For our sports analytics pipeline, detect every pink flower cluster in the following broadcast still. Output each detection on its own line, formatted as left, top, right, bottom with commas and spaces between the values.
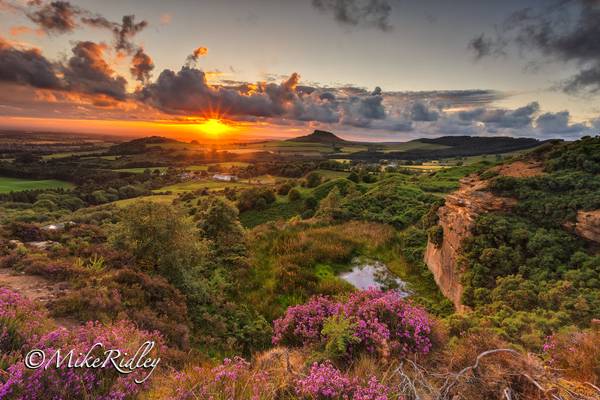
173, 356, 270, 400
273, 295, 340, 346
296, 362, 392, 400
0, 288, 165, 400
0, 287, 48, 355
273, 289, 432, 358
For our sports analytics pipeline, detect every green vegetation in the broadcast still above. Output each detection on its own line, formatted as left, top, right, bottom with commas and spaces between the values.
0, 176, 74, 193
455, 137, 600, 349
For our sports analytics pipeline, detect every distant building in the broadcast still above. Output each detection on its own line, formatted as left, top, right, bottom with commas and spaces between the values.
41, 221, 75, 231
212, 173, 238, 182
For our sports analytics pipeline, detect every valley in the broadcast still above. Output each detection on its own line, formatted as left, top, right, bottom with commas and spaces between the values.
0, 130, 598, 399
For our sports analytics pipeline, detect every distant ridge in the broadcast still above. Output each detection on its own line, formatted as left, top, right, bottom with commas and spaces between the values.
288, 130, 349, 144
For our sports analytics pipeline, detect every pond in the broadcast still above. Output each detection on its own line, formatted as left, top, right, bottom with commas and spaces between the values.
339, 257, 410, 296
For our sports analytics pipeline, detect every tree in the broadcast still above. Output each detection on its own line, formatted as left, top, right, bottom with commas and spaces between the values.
288, 188, 301, 201
348, 171, 359, 183
113, 201, 208, 284
306, 172, 322, 188
195, 196, 246, 258
316, 187, 344, 220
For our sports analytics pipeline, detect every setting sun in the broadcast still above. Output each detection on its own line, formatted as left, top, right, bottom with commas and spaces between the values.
197, 118, 234, 137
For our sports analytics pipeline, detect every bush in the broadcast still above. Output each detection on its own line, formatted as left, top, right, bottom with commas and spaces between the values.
427, 225, 443, 248
273, 289, 433, 359
288, 188, 301, 201
306, 172, 322, 188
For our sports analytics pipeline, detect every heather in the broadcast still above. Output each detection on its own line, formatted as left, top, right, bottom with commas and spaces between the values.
273, 290, 432, 360
0, 289, 165, 400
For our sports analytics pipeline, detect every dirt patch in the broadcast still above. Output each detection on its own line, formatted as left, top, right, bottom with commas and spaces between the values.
0, 268, 77, 328
493, 160, 544, 178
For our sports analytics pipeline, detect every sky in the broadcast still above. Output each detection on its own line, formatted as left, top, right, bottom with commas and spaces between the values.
0, 0, 599, 142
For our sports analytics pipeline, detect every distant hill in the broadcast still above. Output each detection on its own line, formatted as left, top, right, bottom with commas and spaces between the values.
288, 130, 349, 144
110, 136, 181, 155
348, 136, 553, 161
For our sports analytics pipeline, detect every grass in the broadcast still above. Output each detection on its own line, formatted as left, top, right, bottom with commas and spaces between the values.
112, 194, 177, 207
113, 162, 251, 174
42, 151, 105, 160
114, 167, 169, 174
240, 198, 304, 228
0, 176, 74, 193
380, 141, 450, 153
155, 179, 252, 194
312, 169, 349, 180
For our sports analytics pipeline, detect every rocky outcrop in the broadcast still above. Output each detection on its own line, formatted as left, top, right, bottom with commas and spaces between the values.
424, 174, 518, 311
573, 210, 600, 244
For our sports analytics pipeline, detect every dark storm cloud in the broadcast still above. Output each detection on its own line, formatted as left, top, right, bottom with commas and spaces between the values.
312, 0, 393, 31
470, 0, 600, 94
26, 0, 79, 34
63, 41, 127, 100
139, 67, 281, 117
0, 37, 128, 100
459, 102, 540, 128
130, 48, 154, 83
410, 102, 439, 121
536, 110, 587, 135
0, 38, 62, 89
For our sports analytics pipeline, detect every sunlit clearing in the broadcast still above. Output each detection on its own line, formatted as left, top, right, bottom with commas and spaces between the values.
197, 118, 234, 137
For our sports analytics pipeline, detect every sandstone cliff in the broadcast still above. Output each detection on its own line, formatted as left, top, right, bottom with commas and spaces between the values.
572, 210, 600, 244
423, 161, 541, 311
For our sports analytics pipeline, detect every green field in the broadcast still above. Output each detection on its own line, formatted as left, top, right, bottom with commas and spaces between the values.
114, 167, 170, 174
0, 176, 74, 193
113, 194, 177, 207
114, 162, 251, 174
42, 150, 106, 160
155, 179, 251, 194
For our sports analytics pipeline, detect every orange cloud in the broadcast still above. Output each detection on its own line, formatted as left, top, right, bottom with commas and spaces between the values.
160, 13, 172, 25
192, 46, 208, 58
9, 25, 45, 37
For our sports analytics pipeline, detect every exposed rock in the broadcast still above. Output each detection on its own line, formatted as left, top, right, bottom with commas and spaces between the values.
573, 210, 600, 244
491, 160, 544, 178
424, 171, 520, 311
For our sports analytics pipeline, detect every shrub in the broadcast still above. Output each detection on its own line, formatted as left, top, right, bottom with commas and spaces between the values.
273, 289, 433, 359
306, 172, 322, 188
288, 188, 301, 201
427, 225, 443, 248
0, 320, 165, 400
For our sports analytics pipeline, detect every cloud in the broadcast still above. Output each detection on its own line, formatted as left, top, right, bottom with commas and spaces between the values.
0, 37, 62, 89
459, 102, 540, 128
114, 15, 147, 54
409, 102, 439, 121
469, 34, 494, 60
311, 0, 393, 31
535, 110, 587, 136
9, 25, 45, 37
186, 46, 208, 65
159, 13, 172, 25
63, 41, 127, 100
130, 48, 154, 83
26, 0, 79, 34
470, 0, 600, 94
83, 14, 149, 54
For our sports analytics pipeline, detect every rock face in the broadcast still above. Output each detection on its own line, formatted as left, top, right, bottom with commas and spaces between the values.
424, 174, 517, 311
573, 210, 600, 244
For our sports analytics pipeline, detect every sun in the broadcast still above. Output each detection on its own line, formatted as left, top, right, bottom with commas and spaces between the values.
197, 118, 234, 137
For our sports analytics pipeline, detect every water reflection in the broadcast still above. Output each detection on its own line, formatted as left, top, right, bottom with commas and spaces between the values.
339, 258, 409, 296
